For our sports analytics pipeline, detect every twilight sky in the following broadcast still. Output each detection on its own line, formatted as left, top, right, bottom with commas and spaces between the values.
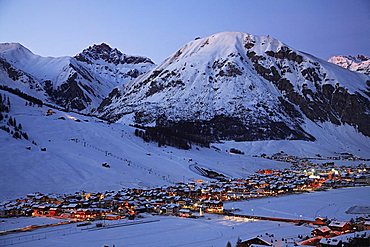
0, 0, 369, 64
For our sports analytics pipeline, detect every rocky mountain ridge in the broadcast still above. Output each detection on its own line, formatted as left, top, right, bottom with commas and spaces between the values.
98, 32, 370, 144
0, 42, 155, 112
328, 55, 370, 75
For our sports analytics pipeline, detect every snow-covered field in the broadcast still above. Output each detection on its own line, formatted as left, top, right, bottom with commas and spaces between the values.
225, 186, 370, 221
0, 217, 65, 232
0, 215, 312, 247
0, 91, 369, 201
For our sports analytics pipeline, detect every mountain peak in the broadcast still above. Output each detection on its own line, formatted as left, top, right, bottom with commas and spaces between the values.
329, 54, 370, 75
75, 43, 154, 65
162, 32, 286, 68
0, 42, 34, 57
99, 31, 370, 142
85, 43, 117, 56
0, 42, 26, 51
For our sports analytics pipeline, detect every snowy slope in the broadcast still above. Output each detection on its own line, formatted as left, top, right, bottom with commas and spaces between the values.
99, 32, 370, 141
329, 55, 370, 75
0, 90, 288, 200
0, 42, 155, 112
0, 90, 369, 201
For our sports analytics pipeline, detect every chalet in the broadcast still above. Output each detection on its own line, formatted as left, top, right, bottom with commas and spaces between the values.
67, 203, 80, 209
238, 236, 272, 246
354, 175, 370, 185
161, 204, 179, 215
105, 213, 121, 220
21, 208, 33, 216
73, 209, 93, 219
365, 221, 370, 230
32, 205, 50, 216
48, 207, 60, 217
312, 226, 331, 237
202, 200, 223, 213
7, 207, 23, 217
26, 193, 37, 199
34, 194, 48, 203
315, 217, 328, 225
178, 209, 192, 218
328, 221, 351, 232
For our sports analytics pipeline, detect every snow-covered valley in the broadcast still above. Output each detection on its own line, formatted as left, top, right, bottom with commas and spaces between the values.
0, 89, 369, 201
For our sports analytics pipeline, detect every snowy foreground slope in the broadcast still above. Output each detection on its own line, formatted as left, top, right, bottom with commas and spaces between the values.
0, 90, 369, 201
1, 215, 312, 247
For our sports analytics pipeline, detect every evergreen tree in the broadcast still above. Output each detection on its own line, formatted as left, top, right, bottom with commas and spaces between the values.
8, 117, 13, 126
226, 241, 232, 247
22, 132, 29, 140
13, 131, 21, 139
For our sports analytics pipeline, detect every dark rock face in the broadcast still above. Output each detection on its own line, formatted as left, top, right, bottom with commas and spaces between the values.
330, 89, 370, 136
0, 58, 42, 91
250, 48, 370, 137
265, 47, 303, 64
46, 74, 91, 111
75, 43, 154, 65
0, 58, 23, 81
97, 88, 121, 112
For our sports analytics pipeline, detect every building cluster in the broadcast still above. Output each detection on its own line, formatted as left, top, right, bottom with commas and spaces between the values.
259, 151, 369, 165
237, 229, 370, 247
0, 163, 369, 222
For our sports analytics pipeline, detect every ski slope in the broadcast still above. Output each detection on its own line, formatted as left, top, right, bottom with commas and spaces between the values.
0, 90, 369, 201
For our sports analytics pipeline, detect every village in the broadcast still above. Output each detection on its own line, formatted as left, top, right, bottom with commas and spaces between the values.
1, 162, 369, 246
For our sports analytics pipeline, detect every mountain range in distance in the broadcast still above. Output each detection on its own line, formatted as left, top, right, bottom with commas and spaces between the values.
1, 32, 369, 146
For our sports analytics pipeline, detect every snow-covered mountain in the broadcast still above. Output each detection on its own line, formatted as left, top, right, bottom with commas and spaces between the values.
98, 32, 370, 142
328, 55, 370, 75
0, 43, 154, 112
1, 32, 369, 200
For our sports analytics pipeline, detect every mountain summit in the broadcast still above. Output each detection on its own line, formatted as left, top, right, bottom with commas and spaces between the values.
75, 43, 154, 65
328, 55, 370, 75
0, 42, 155, 112
98, 32, 370, 143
